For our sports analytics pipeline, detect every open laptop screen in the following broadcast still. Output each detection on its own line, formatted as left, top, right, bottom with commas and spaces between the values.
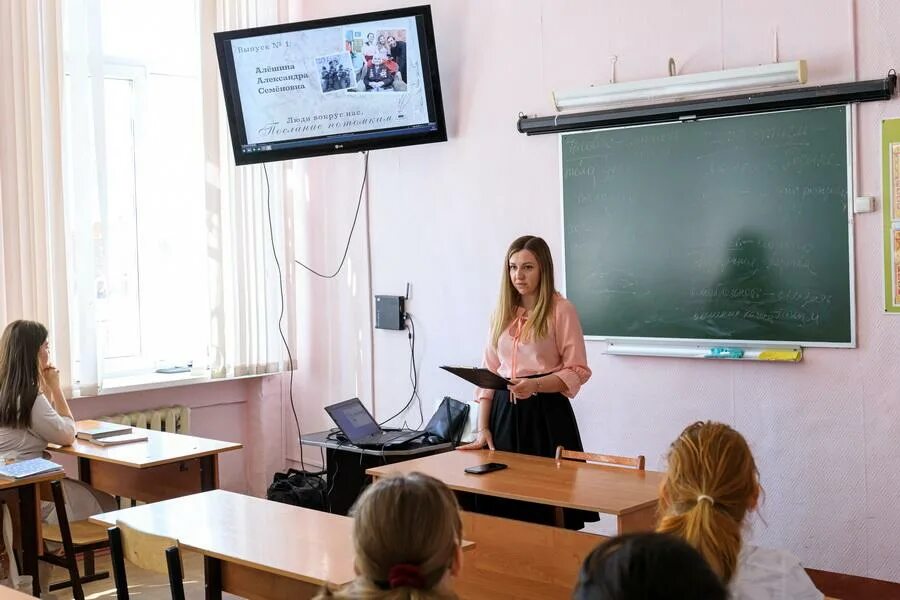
325, 398, 380, 442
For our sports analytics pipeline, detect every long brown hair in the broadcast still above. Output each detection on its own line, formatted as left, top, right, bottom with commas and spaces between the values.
0, 320, 49, 428
656, 421, 760, 583
316, 472, 462, 600
490, 235, 556, 347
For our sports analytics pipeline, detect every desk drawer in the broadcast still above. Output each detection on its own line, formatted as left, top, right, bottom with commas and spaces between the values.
85, 459, 206, 503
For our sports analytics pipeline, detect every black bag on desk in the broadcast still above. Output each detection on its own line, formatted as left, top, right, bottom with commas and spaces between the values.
423, 396, 470, 446
266, 468, 327, 511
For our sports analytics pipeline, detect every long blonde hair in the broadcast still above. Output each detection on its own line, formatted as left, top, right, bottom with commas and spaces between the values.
656, 421, 760, 583
316, 472, 462, 600
490, 235, 556, 348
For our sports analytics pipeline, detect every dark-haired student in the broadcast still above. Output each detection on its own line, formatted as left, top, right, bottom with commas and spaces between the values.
459, 234, 594, 528
315, 472, 462, 600
0, 320, 117, 590
573, 532, 728, 600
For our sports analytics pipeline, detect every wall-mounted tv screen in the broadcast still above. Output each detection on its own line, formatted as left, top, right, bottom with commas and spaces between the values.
214, 5, 447, 165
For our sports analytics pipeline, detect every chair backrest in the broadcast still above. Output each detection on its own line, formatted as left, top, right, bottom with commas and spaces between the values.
108, 520, 185, 600
555, 446, 646, 470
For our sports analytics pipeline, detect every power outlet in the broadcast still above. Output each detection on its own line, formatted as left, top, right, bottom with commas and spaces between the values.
375, 295, 406, 330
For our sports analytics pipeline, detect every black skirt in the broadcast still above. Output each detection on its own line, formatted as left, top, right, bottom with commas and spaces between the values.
461, 389, 599, 530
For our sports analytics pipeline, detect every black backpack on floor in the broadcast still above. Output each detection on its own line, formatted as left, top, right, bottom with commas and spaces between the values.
266, 468, 327, 511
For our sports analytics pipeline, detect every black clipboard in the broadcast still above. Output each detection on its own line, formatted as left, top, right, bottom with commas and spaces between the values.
440, 366, 511, 390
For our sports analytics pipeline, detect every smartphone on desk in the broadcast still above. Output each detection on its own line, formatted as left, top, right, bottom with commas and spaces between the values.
464, 462, 508, 475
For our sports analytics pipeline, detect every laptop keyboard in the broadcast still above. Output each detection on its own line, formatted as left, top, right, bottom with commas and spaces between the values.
359, 431, 419, 446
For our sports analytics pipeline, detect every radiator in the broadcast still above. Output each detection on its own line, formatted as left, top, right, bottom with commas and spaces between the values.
98, 405, 191, 434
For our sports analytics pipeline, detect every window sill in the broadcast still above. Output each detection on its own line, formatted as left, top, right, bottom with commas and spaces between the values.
70, 370, 275, 398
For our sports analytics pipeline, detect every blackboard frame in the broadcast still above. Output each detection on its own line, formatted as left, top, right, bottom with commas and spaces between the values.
559, 105, 856, 348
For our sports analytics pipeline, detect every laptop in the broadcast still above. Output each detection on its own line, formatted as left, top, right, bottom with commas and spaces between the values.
324, 398, 427, 448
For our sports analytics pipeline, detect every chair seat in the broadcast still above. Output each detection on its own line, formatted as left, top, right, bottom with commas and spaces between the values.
43, 520, 108, 545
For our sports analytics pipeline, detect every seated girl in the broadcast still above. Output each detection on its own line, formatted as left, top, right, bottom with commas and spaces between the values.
316, 472, 463, 599
0, 320, 117, 588
573, 532, 727, 600
657, 421, 823, 600
0, 320, 117, 515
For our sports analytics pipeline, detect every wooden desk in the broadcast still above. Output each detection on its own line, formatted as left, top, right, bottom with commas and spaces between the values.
367, 449, 664, 533
0, 471, 65, 596
459, 511, 603, 599
91, 490, 475, 600
92, 490, 354, 599
51, 423, 241, 503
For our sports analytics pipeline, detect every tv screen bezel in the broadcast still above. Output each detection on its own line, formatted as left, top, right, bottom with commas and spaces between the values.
213, 4, 447, 165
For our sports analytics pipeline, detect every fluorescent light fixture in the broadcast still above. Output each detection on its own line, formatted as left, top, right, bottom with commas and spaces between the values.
553, 60, 808, 111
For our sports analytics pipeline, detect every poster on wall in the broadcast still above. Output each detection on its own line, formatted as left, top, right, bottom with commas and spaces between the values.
894, 225, 900, 305
882, 120, 900, 312
893, 144, 900, 220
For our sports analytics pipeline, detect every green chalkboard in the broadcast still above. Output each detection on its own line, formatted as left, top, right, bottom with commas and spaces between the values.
561, 106, 853, 346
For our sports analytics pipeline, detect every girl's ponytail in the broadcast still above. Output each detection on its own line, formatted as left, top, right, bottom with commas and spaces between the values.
657, 421, 759, 583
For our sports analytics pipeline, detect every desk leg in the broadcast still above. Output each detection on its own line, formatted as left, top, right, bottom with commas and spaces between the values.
77, 456, 92, 485
199, 456, 218, 491
19, 484, 40, 597
204, 556, 222, 600
616, 505, 657, 534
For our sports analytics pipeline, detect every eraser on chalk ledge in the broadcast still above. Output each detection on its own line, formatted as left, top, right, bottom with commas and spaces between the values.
706, 347, 744, 359
757, 349, 801, 361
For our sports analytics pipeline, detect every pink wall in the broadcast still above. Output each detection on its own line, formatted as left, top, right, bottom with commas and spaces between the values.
288, 0, 900, 582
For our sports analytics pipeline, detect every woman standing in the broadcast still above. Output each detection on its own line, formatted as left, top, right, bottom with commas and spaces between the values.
459, 235, 593, 527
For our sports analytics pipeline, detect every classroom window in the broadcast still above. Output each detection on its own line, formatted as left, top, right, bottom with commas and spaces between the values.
62, 0, 208, 383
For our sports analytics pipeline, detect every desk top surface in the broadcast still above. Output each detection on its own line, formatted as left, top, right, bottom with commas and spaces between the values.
366, 449, 664, 515
302, 430, 452, 456
92, 489, 357, 585
51, 422, 242, 468
91, 489, 474, 586
0, 468, 64, 490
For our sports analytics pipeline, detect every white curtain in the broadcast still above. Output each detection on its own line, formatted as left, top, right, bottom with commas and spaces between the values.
1, 0, 298, 394
200, 0, 299, 379
0, 0, 78, 394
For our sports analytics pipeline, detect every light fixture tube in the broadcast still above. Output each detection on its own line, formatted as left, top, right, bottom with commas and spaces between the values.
553, 60, 808, 111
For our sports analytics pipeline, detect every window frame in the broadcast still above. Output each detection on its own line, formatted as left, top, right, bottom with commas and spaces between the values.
62, 0, 209, 384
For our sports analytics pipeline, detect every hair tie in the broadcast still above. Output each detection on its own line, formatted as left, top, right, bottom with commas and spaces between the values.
387, 564, 425, 589
697, 494, 715, 505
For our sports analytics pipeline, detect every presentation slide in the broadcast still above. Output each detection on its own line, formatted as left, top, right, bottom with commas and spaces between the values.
228, 16, 430, 147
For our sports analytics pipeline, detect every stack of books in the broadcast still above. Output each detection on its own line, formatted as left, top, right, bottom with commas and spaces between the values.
76, 421, 148, 446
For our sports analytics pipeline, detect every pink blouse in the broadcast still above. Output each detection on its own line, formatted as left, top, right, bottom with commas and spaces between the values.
476, 294, 592, 402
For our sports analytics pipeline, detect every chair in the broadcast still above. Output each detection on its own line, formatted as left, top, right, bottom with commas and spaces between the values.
39, 479, 110, 600
108, 519, 185, 600
553, 445, 647, 528
554, 446, 646, 470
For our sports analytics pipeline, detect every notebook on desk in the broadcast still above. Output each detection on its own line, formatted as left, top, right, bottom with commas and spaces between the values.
76, 420, 132, 440
324, 398, 426, 449
0, 457, 63, 480
85, 432, 148, 446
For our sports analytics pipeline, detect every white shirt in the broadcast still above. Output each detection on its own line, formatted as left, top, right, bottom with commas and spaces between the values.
730, 545, 824, 600
0, 393, 76, 460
